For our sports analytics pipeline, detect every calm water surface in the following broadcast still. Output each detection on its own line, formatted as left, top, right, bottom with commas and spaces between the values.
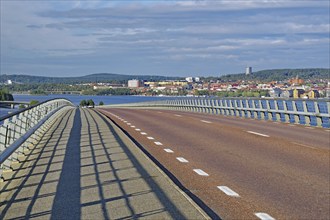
0, 94, 180, 117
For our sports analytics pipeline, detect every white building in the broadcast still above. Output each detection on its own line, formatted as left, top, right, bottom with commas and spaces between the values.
128, 79, 141, 88
246, 67, 252, 75
185, 77, 193, 83
185, 77, 200, 83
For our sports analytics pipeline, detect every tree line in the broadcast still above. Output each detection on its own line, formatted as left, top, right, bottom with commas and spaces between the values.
194, 89, 269, 98
204, 68, 329, 82
0, 88, 14, 101
79, 99, 104, 107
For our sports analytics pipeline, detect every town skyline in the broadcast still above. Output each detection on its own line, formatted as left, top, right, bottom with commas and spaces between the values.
1, 0, 329, 77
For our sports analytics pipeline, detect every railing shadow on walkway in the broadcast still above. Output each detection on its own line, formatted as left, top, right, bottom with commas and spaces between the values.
70, 111, 188, 219
0, 109, 75, 220
51, 109, 81, 220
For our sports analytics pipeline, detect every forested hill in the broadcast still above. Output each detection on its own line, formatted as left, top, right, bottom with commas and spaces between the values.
1, 68, 329, 84
0, 73, 181, 84
217, 68, 329, 82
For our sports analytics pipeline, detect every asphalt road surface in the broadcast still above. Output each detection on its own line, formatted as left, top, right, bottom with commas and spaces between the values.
98, 108, 330, 220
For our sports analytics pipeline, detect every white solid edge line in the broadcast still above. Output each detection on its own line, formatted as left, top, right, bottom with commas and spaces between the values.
247, 131, 270, 137
193, 169, 209, 176
255, 212, 275, 220
201, 120, 212, 124
147, 137, 155, 140
176, 157, 189, 163
217, 186, 240, 197
164, 149, 174, 153
154, 142, 163, 145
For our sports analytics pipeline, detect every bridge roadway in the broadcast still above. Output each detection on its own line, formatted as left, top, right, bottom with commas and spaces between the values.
0, 108, 209, 219
98, 108, 330, 220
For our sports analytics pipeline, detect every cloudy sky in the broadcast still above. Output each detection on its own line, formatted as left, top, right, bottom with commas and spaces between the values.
1, 0, 329, 77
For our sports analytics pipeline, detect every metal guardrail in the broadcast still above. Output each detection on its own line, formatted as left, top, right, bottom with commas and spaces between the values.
0, 98, 74, 179
107, 97, 330, 128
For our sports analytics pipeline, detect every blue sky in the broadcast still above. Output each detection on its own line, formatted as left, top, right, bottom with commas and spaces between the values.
1, 0, 329, 77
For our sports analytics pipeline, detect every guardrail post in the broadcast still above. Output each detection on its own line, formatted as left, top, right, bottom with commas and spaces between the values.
215, 100, 220, 114
302, 101, 311, 126
223, 99, 228, 116
266, 100, 272, 121
283, 100, 290, 123
314, 102, 322, 127
201, 99, 205, 113
236, 100, 240, 117
274, 100, 280, 121
192, 99, 196, 112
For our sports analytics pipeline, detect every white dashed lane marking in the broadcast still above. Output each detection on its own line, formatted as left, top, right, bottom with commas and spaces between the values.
305, 127, 314, 129
140, 132, 147, 135
130, 125, 136, 128
217, 186, 240, 197
200, 120, 212, 124
174, 114, 182, 117
255, 212, 275, 220
246, 131, 270, 137
135, 129, 141, 131
154, 142, 163, 146
176, 157, 189, 163
164, 149, 174, 153
291, 142, 316, 150
193, 169, 209, 176
147, 137, 155, 140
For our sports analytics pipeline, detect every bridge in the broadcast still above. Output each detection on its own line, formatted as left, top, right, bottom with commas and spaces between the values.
0, 101, 30, 109
1, 98, 329, 219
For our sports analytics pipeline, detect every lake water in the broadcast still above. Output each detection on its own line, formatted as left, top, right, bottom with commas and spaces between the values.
0, 94, 182, 117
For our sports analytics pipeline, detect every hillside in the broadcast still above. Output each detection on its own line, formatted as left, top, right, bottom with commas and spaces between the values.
1, 68, 329, 84
217, 68, 329, 82
0, 73, 181, 84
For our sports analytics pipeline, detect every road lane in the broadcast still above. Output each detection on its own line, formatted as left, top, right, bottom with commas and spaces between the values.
159, 109, 330, 150
98, 108, 330, 220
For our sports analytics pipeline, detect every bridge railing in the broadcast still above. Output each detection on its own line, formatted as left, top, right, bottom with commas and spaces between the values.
0, 98, 74, 178
106, 97, 330, 128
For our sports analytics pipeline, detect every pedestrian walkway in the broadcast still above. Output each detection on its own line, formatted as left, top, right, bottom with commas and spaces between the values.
0, 108, 208, 219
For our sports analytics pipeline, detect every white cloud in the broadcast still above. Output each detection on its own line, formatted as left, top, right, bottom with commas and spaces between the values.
1, 0, 329, 76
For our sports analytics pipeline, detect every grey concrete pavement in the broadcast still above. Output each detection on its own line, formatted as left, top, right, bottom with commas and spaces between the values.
0, 108, 209, 220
